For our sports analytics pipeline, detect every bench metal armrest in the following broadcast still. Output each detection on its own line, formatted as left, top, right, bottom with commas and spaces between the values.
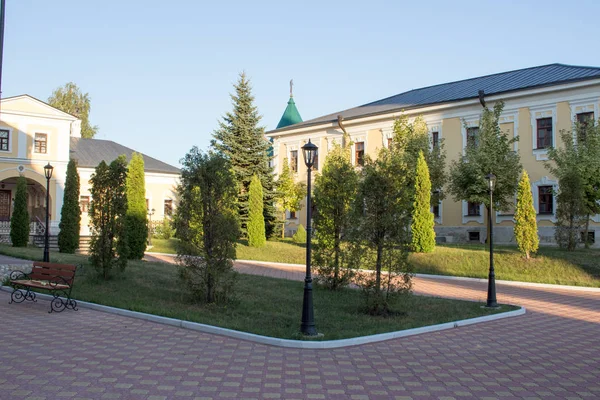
48, 275, 72, 288
9, 270, 29, 281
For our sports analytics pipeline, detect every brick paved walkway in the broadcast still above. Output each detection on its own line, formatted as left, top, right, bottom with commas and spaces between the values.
1, 258, 599, 400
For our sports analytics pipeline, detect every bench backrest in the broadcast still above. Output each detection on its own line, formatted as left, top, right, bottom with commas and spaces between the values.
30, 262, 77, 285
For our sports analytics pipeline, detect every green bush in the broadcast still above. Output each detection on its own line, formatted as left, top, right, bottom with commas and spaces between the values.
153, 218, 174, 240
247, 175, 266, 247
10, 176, 29, 247
58, 159, 81, 253
125, 153, 148, 259
411, 151, 436, 253
293, 224, 307, 243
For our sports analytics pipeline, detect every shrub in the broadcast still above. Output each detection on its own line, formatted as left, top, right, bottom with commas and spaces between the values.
10, 176, 29, 247
411, 151, 435, 253
247, 175, 266, 247
514, 171, 539, 259
153, 218, 174, 240
58, 159, 81, 253
125, 153, 148, 259
293, 224, 307, 244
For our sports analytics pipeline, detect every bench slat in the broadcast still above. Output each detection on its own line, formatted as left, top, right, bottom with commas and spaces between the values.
30, 262, 77, 284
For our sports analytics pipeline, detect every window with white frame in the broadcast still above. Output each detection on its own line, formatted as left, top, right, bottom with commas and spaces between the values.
538, 186, 553, 215
530, 106, 556, 160
0, 129, 9, 151
34, 133, 47, 154
290, 150, 298, 173
355, 142, 365, 166
536, 118, 552, 149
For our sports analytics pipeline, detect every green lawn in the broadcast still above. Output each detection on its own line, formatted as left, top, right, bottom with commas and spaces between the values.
0, 245, 514, 340
147, 238, 600, 287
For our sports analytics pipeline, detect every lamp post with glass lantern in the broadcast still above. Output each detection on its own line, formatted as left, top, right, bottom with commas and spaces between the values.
43, 163, 54, 262
300, 140, 318, 336
485, 173, 498, 308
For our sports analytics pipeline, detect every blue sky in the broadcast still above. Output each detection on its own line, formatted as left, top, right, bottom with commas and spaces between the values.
3, 0, 600, 167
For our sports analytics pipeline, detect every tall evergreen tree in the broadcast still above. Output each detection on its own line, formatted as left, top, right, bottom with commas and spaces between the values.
211, 73, 276, 237
58, 159, 81, 253
48, 82, 98, 138
411, 151, 435, 253
126, 153, 148, 259
10, 176, 29, 247
514, 171, 538, 259
248, 175, 266, 247
89, 156, 129, 279
275, 158, 305, 238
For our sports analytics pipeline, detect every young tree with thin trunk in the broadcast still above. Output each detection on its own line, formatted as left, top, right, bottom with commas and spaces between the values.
174, 148, 239, 304
448, 101, 522, 239
58, 159, 81, 253
211, 73, 276, 237
89, 156, 129, 279
275, 158, 305, 238
411, 151, 435, 253
48, 82, 98, 138
125, 153, 148, 259
514, 171, 538, 259
248, 175, 266, 247
10, 176, 29, 247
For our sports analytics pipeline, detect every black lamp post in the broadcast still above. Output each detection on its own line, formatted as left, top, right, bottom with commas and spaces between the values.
43, 162, 53, 262
300, 139, 318, 336
485, 173, 498, 308
147, 208, 155, 246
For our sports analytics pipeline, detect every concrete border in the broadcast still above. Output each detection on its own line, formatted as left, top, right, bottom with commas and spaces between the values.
0, 285, 525, 349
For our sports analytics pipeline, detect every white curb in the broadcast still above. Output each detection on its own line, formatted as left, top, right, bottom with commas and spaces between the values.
0, 285, 525, 349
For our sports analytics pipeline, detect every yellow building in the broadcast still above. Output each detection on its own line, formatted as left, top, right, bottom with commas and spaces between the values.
266, 64, 600, 246
0, 95, 179, 243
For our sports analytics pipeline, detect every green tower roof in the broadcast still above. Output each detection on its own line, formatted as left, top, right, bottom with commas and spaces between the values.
276, 97, 303, 129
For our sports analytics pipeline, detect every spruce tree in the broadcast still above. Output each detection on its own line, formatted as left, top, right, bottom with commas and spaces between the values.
58, 159, 81, 253
293, 224, 306, 244
514, 171, 538, 259
126, 153, 148, 259
248, 175, 266, 247
212, 72, 276, 237
10, 176, 30, 247
411, 151, 435, 253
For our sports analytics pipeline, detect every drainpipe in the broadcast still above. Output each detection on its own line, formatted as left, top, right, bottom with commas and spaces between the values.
337, 115, 349, 148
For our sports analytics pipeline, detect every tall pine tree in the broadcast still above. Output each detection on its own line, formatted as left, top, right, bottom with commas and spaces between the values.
126, 153, 148, 259
514, 171, 538, 259
212, 73, 276, 237
248, 175, 266, 247
10, 176, 30, 247
58, 160, 81, 253
411, 151, 435, 253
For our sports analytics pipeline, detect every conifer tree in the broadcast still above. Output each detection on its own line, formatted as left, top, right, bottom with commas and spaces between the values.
126, 153, 148, 259
293, 224, 306, 244
275, 158, 305, 238
10, 176, 29, 247
514, 171, 538, 259
411, 151, 435, 252
211, 73, 276, 237
248, 175, 266, 247
58, 160, 81, 253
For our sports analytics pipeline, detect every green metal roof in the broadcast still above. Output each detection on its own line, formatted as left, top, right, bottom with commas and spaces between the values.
276, 97, 303, 129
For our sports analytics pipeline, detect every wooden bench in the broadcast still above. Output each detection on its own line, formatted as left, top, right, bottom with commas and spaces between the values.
9, 261, 78, 313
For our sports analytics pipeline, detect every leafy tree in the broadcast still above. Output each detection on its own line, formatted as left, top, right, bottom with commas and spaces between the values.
89, 156, 129, 279
174, 148, 239, 303
10, 176, 29, 247
411, 151, 435, 252
125, 153, 148, 259
448, 101, 522, 233
275, 158, 306, 238
390, 115, 446, 206
313, 143, 358, 289
211, 73, 276, 237
293, 224, 306, 244
248, 175, 266, 247
349, 149, 413, 315
48, 82, 98, 138
513, 171, 538, 259
58, 160, 81, 253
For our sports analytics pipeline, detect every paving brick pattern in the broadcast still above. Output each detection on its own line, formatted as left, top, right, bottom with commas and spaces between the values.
1, 259, 599, 400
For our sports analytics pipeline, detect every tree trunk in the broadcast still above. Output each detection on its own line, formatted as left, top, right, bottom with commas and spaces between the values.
281, 211, 286, 239
333, 233, 340, 288
375, 243, 382, 292
584, 213, 590, 249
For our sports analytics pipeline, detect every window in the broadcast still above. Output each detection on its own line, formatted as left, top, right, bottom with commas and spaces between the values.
581, 231, 595, 244
80, 196, 90, 213
289, 211, 296, 219
0, 129, 9, 151
146, 199, 149, 209
536, 118, 553, 149
432, 203, 440, 218
313, 149, 319, 171
432, 132, 439, 148
290, 150, 298, 173
387, 137, 392, 148
538, 186, 553, 214
467, 202, 480, 216
468, 231, 480, 242
466, 127, 479, 147
164, 199, 173, 217
576, 112, 594, 142
34, 133, 47, 154
355, 142, 365, 166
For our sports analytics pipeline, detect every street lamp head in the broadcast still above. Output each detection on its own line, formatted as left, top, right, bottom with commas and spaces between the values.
485, 173, 496, 191
44, 163, 54, 180
301, 140, 318, 169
